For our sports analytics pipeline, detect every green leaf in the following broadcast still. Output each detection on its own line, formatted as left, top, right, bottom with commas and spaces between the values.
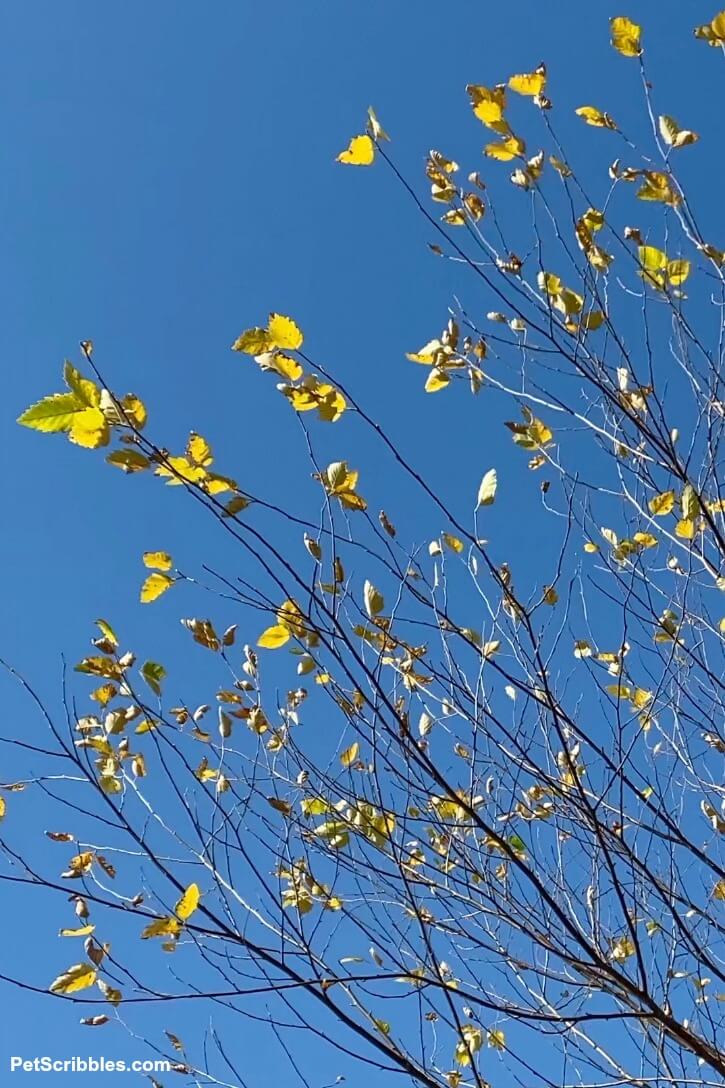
141, 660, 166, 696
106, 449, 150, 473
63, 362, 100, 407
18, 393, 85, 434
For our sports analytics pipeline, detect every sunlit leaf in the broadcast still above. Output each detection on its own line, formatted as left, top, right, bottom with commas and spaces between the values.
649, 490, 675, 516
143, 551, 173, 572
508, 70, 545, 96
576, 106, 617, 130
140, 572, 174, 604
659, 114, 698, 148
257, 624, 291, 649
610, 16, 642, 56
175, 883, 200, 921
336, 134, 375, 166
49, 963, 97, 994
476, 468, 497, 508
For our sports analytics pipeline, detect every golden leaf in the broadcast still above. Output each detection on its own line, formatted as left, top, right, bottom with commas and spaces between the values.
340, 742, 359, 768
659, 115, 698, 149
648, 490, 675, 516
425, 368, 450, 393
576, 106, 617, 130
175, 883, 200, 921
140, 572, 174, 604
257, 624, 291, 649
141, 916, 182, 939
485, 135, 526, 162
508, 71, 546, 96
336, 134, 375, 166
142, 551, 173, 572
49, 963, 97, 994
267, 313, 304, 351
610, 16, 642, 56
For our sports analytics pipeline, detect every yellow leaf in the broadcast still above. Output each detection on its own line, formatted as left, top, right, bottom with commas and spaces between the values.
270, 353, 303, 381
580, 207, 604, 233
257, 624, 291, 649
442, 533, 464, 554
632, 687, 653, 709
95, 618, 118, 646
636, 171, 679, 207
441, 208, 466, 226
336, 134, 375, 166
175, 883, 200, 921
485, 135, 526, 162
59, 925, 95, 938
63, 361, 101, 406
659, 115, 698, 149
425, 368, 450, 393
649, 490, 675, 516
407, 339, 442, 365
97, 980, 122, 1005
488, 1028, 506, 1051
710, 10, 725, 37
581, 310, 605, 331
694, 11, 725, 44
638, 245, 667, 272
155, 454, 207, 486
610, 935, 636, 962
363, 580, 385, 618
675, 518, 696, 540
140, 572, 174, 604
143, 551, 173, 572
610, 16, 642, 56
508, 71, 546, 96
187, 432, 213, 466
584, 541, 600, 553
69, 406, 110, 449
467, 84, 509, 132
455, 1025, 483, 1066
666, 258, 690, 286
120, 393, 147, 429
268, 313, 304, 351
476, 468, 497, 508
141, 917, 182, 940
231, 327, 274, 354
340, 742, 359, 768
576, 106, 617, 130
49, 963, 97, 994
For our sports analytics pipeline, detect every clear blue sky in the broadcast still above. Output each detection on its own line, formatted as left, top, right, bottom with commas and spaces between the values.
1, 1, 722, 1084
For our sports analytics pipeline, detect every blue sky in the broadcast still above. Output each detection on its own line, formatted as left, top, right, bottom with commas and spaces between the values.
1, 1, 723, 1084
